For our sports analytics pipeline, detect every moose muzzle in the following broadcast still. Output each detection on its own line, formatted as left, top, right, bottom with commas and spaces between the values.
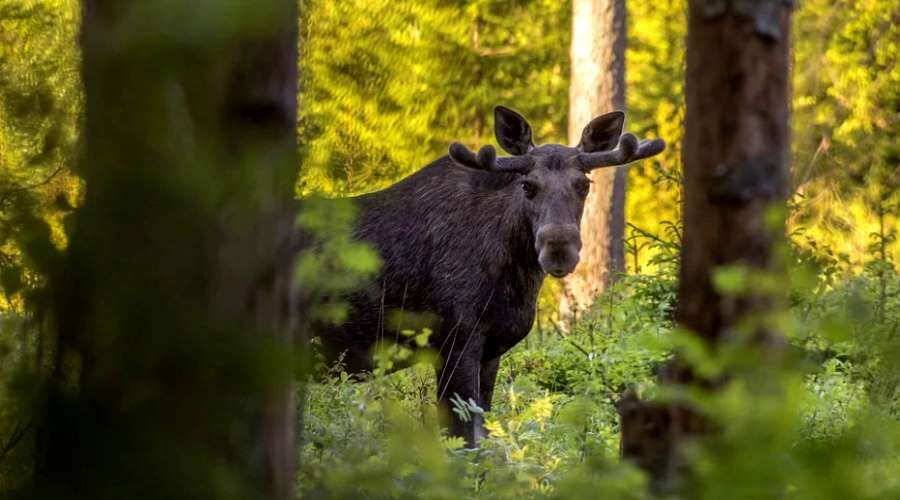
535, 224, 581, 278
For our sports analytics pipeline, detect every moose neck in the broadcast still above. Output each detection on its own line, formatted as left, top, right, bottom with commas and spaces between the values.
465, 168, 546, 355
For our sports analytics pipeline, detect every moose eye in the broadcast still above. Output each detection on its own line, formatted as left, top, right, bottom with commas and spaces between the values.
521, 181, 538, 199
574, 179, 590, 198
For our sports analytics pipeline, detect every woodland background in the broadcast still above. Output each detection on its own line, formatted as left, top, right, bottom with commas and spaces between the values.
0, 0, 898, 498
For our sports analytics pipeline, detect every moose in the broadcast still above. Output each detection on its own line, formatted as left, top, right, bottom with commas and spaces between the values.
309, 106, 665, 446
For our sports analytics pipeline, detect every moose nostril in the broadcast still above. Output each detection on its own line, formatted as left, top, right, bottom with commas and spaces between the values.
538, 245, 580, 277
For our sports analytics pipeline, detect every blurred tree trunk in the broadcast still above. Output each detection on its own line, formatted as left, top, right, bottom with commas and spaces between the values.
619, 0, 792, 492
34, 1, 299, 499
561, 0, 627, 321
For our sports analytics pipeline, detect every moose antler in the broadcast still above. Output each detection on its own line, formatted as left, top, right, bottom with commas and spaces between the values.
448, 142, 533, 174
576, 133, 666, 171
449, 132, 664, 174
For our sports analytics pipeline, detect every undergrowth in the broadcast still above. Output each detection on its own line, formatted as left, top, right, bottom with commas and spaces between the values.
298, 240, 900, 498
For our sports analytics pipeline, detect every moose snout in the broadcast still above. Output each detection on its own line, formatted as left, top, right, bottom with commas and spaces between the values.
535, 224, 581, 278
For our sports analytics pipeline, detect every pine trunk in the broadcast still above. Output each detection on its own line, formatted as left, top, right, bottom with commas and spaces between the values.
619, 0, 793, 492
35, 2, 299, 498
561, 0, 628, 321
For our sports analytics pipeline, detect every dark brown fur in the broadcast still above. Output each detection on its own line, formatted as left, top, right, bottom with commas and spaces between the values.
306, 107, 662, 446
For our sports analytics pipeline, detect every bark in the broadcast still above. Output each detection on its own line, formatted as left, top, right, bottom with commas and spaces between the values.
34, 2, 299, 498
561, 0, 628, 321
619, 0, 792, 492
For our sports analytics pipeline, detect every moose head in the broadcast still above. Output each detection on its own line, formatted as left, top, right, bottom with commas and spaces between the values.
448, 106, 665, 278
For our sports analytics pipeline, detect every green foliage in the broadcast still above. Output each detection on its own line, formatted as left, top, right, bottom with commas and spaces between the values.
0, 0, 81, 280
296, 197, 381, 324
298, 0, 570, 196
300, 237, 900, 498
298, 271, 674, 498
669, 257, 900, 499
791, 0, 900, 267
624, 0, 687, 275
0, 0, 80, 491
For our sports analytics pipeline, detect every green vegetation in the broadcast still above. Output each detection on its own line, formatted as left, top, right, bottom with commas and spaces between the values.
298, 0, 571, 197
300, 228, 900, 497
1, 0, 898, 498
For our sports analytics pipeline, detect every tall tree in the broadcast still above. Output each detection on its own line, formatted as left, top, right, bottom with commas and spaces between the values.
790, 0, 900, 265
561, 0, 628, 319
619, 0, 793, 492
298, 0, 570, 197
33, 1, 299, 498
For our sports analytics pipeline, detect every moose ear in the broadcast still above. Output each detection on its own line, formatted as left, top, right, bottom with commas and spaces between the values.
578, 111, 625, 152
494, 106, 534, 155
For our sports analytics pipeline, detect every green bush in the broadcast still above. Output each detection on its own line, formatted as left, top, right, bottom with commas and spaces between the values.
298, 243, 900, 498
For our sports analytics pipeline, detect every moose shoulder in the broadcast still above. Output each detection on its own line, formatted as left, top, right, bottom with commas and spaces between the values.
309, 106, 665, 447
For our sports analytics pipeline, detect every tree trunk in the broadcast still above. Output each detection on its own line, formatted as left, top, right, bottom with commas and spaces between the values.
619, 0, 792, 492
34, 2, 299, 498
561, 0, 628, 321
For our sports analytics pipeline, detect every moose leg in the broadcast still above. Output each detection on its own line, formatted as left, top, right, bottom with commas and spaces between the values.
436, 333, 485, 448
479, 357, 501, 412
